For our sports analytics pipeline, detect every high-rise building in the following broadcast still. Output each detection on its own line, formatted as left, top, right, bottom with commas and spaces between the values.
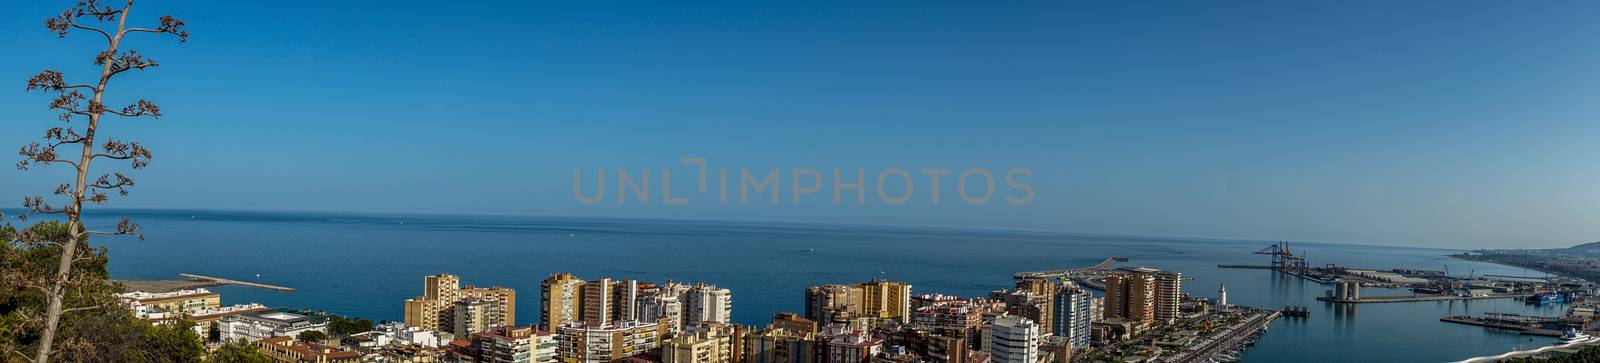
582, 277, 616, 326
1089, 297, 1103, 323
662, 323, 739, 363
1051, 282, 1091, 349
541, 273, 586, 332
687, 284, 734, 325
640, 283, 688, 335
580, 277, 647, 326
1014, 279, 1057, 329
989, 289, 1050, 337
1102, 273, 1154, 324
1151, 271, 1182, 323
862, 280, 913, 323
911, 301, 984, 349
404, 274, 516, 332
744, 319, 816, 363
805, 284, 863, 324
1049, 281, 1088, 348
988, 315, 1039, 363
805, 280, 912, 325
555, 321, 662, 363
534, 330, 558, 363
454, 297, 505, 337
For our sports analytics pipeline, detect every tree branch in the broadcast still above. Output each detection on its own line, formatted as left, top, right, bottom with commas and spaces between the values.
69, 24, 111, 43
60, 305, 99, 314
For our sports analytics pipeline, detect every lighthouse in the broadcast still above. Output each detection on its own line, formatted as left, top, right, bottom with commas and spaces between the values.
1217, 283, 1229, 308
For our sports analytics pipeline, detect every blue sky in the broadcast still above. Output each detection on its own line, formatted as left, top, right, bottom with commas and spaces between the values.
2, 0, 1598, 248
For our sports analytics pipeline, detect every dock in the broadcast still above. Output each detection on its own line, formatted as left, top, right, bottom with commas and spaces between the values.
1439, 315, 1563, 337
176, 273, 296, 291
1219, 264, 1334, 284
1316, 293, 1527, 304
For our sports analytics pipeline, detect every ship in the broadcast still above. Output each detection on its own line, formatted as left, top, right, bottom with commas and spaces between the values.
1410, 286, 1446, 295
1558, 329, 1592, 344
1525, 293, 1562, 304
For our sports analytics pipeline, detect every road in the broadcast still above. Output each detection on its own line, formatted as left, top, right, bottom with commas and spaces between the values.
1171, 310, 1280, 363
1014, 257, 1121, 279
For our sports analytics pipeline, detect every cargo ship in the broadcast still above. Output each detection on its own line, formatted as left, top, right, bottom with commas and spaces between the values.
1525, 293, 1563, 304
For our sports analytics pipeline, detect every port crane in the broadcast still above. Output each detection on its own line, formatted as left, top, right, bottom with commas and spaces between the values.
1254, 241, 1307, 273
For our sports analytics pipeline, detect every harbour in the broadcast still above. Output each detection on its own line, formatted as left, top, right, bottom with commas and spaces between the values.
86, 210, 1580, 362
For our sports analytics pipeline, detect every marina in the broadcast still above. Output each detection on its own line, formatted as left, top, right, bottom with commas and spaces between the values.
91, 210, 1583, 362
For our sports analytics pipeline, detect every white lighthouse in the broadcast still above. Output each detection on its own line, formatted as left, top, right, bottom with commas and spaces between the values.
1217, 283, 1229, 308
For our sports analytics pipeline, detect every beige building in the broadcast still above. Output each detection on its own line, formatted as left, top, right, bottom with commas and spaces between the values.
805, 280, 912, 325
662, 323, 740, 363
454, 297, 505, 337
988, 289, 1050, 338
403, 273, 516, 333
1151, 271, 1182, 323
744, 318, 816, 363
1103, 273, 1155, 324
582, 277, 616, 326
541, 273, 586, 332
117, 288, 221, 317
472, 325, 558, 363
861, 280, 912, 323
256, 336, 361, 363
555, 320, 662, 363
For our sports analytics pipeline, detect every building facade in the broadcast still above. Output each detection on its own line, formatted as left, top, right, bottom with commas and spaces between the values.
805, 280, 912, 325
687, 284, 734, 326
1151, 271, 1182, 323
662, 323, 739, 363
1051, 282, 1091, 349
744, 324, 815, 363
117, 288, 221, 318
542, 273, 587, 332
404, 273, 516, 333
987, 316, 1038, 363
220, 311, 328, 342
555, 321, 662, 363
1102, 273, 1154, 324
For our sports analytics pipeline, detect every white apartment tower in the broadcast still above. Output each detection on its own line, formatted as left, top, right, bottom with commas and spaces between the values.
989, 315, 1040, 363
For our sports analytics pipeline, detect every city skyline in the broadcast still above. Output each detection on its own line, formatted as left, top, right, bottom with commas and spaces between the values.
9, 1, 1600, 362
4, 1, 1598, 249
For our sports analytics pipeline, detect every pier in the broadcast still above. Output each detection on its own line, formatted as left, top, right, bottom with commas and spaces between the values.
176, 273, 296, 291
1316, 293, 1527, 304
1218, 263, 1333, 283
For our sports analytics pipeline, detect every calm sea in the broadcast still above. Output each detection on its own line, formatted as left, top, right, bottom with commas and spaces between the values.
53, 209, 1564, 362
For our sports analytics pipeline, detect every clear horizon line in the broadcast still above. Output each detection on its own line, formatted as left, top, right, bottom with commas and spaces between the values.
3, 203, 1536, 252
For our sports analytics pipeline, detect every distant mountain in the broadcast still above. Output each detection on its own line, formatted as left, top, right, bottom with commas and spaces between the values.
1563, 241, 1600, 255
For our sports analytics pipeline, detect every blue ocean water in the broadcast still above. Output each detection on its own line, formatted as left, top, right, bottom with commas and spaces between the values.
57, 209, 1563, 362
